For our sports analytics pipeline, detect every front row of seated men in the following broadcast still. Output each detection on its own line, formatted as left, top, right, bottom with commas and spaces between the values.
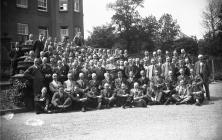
35, 70, 206, 114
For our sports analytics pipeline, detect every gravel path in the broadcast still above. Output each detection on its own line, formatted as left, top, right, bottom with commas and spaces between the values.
1, 82, 222, 140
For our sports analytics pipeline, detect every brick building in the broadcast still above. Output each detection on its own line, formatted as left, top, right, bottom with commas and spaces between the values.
1, 0, 84, 46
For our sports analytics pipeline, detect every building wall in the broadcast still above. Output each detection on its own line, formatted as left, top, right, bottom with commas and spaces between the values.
54, 0, 84, 40
1, 0, 84, 44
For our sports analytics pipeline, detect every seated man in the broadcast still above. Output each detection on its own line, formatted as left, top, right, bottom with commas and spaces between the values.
116, 83, 133, 108
24, 50, 35, 62
114, 71, 127, 90
89, 73, 101, 91
67, 85, 88, 112
162, 82, 176, 105
99, 83, 115, 109
137, 70, 149, 88
49, 73, 63, 94
172, 80, 192, 105
85, 87, 103, 109
101, 73, 114, 90
76, 73, 89, 96
150, 70, 165, 104
190, 75, 205, 106
177, 68, 190, 85
146, 82, 156, 104
63, 73, 76, 94
130, 82, 147, 107
51, 86, 72, 112
127, 71, 137, 90
34, 87, 51, 114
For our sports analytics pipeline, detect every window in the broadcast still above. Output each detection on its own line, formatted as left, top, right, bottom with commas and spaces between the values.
74, 26, 81, 34
16, 0, 28, 8
17, 23, 28, 35
39, 27, 48, 37
38, 0, 47, 11
60, 27, 69, 39
59, 0, 68, 11
74, 0, 80, 12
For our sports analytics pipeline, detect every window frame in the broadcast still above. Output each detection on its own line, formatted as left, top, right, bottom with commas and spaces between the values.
37, 0, 48, 12
60, 27, 69, 39
59, 0, 68, 11
74, 0, 80, 12
16, 0, 28, 8
17, 23, 29, 35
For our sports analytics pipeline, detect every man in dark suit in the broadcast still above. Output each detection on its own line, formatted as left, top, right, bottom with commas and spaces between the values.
194, 54, 211, 100
138, 70, 149, 88
9, 43, 24, 75
40, 57, 53, 88
33, 34, 44, 58
125, 58, 138, 78
114, 71, 127, 89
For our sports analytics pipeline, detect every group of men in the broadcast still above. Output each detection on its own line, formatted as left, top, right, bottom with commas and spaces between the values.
19, 34, 211, 114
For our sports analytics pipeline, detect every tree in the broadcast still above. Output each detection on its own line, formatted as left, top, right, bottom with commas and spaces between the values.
202, 0, 222, 39
201, 0, 222, 57
158, 13, 180, 51
107, 0, 144, 52
86, 24, 116, 49
173, 37, 198, 55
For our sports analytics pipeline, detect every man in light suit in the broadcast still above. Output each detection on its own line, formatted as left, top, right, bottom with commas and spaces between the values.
161, 57, 172, 79
146, 58, 156, 81
194, 54, 211, 100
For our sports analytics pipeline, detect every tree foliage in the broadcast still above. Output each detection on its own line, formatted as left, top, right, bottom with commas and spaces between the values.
202, 0, 222, 39
200, 0, 222, 57
173, 37, 198, 55
86, 24, 116, 48
87, 0, 183, 53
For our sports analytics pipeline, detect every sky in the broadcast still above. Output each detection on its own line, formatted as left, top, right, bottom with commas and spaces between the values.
83, 0, 208, 39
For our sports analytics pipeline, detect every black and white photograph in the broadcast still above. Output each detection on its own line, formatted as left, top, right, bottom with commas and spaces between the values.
0, 0, 222, 139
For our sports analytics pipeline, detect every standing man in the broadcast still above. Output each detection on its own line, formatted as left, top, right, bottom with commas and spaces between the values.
161, 57, 172, 79
24, 58, 45, 107
73, 32, 84, 47
33, 34, 44, 58
146, 58, 156, 81
194, 54, 211, 100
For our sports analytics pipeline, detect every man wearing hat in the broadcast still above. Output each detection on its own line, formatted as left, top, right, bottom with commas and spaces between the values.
194, 54, 211, 100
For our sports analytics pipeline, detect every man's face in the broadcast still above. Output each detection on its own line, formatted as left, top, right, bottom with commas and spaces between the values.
180, 69, 185, 75
118, 72, 122, 78
39, 35, 43, 40
121, 84, 126, 90
104, 84, 109, 89
42, 58, 47, 64
169, 72, 173, 77
67, 74, 72, 79
166, 58, 170, 62
92, 75, 96, 80
59, 87, 64, 95
140, 71, 145, 77
53, 74, 57, 80
41, 87, 47, 94
134, 83, 139, 89
199, 57, 204, 62
34, 59, 39, 66
129, 71, 133, 77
